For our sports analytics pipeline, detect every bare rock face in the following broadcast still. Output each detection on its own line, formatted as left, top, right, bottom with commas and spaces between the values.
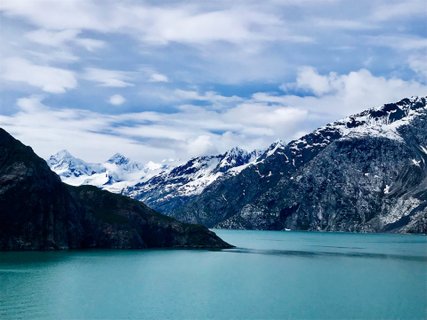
173, 97, 427, 234
0, 128, 231, 250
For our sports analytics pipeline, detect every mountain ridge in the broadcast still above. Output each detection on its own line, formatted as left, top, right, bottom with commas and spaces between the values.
0, 128, 231, 250
46, 96, 427, 233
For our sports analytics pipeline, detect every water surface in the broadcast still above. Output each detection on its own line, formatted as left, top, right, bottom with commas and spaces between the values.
1, 230, 426, 319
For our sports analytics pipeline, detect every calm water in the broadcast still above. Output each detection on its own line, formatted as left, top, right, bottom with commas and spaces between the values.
0, 230, 426, 320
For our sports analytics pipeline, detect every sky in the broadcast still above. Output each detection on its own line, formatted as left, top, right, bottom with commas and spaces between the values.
0, 0, 426, 163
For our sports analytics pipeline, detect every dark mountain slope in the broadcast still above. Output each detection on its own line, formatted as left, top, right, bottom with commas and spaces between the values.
174, 97, 427, 233
0, 128, 231, 250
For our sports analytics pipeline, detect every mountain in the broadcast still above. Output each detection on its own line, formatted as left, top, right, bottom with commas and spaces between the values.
170, 97, 427, 233
44, 97, 427, 234
47, 149, 104, 178
0, 128, 231, 250
48, 146, 260, 214
48, 150, 167, 193
123, 147, 260, 213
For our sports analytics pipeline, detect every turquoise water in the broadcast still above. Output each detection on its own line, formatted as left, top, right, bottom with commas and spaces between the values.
0, 230, 426, 319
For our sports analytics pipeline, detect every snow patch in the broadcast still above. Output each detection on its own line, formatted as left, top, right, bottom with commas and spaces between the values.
412, 159, 421, 166
384, 185, 390, 194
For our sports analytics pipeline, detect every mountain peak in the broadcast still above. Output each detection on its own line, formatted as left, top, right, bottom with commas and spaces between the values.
224, 146, 248, 157
107, 153, 130, 165
333, 96, 427, 141
55, 149, 72, 157
262, 139, 286, 157
49, 149, 75, 161
47, 150, 81, 168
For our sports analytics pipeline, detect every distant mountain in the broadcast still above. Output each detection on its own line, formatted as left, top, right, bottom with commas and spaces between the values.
0, 128, 231, 250
124, 147, 260, 212
47, 149, 103, 178
173, 97, 427, 233
48, 146, 260, 213
48, 150, 168, 193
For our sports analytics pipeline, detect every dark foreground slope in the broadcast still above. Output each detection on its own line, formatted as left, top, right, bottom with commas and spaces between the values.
0, 128, 231, 250
173, 97, 427, 233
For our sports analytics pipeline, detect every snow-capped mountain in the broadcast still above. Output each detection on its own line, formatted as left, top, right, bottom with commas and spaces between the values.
47, 146, 259, 201
47, 150, 103, 179
124, 147, 260, 212
167, 97, 427, 233
47, 151, 167, 193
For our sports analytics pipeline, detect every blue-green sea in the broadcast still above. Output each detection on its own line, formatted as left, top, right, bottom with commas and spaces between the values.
1, 230, 426, 319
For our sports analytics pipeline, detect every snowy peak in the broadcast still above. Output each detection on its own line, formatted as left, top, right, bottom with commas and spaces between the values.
334, 96, 427, 141
126, 146, 261, 201
264, 140, 286, 156
216, 147, 252, 172
47, 149, 78, 167
47, 151, 164, 190
49, 149, 73, 160
107, 153, 130, 165
245, 97, 427, 178
282, 97, 427, 163
47, 149, 103, 178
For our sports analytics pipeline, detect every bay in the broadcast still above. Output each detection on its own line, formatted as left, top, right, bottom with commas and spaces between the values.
1, 230, 426, 319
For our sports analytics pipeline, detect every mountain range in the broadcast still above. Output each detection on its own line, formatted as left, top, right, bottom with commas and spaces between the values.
0, 128, 231, 250
48, 97, 427, 234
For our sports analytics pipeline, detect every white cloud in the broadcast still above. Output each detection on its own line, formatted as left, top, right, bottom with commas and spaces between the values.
367, 35, 427, 51
0, 95, 309, 162
1, 1, 426, 163
26, 29, 79, 46
0, 0, 309, 45
73, 37, 105, 52
1, 57, 77, 93
1, 0, 424, 87
174, 89, 242, 105
312, 18, 377, 30
83, 68, 133, 87
1, 65, 426, 163
187, 135, 218, 156
149, 72, 169, 83
372, 0, 427, 21
279, 67, 427, 115
292, 66, 338, 95
408, 55, 427, 81
108, 94, 126, 106
25, 28, 105, 52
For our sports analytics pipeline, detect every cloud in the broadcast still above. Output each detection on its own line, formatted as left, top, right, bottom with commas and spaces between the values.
408, 55, 427, 81
1, 0, 424, 87
367, 35, 427, 51
149, 72, 169, 83
1, 57, 77, 93
371, 0, 427, 21
83, 67, 133, 87
278, 67, 427, 115
108, 94, 126, 106
1, 1, 426, 164
0, 0, 309, 45
25, 29, 105, 51
173, 89, 242, 106
187, 135, 218, 156
0, 95, 309, 162
290, 66, 338, 95
311, 18, 377, 30
1, 66, 426, 163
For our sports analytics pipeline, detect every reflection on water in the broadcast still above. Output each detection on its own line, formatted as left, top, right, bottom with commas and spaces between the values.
1, 230, 426, 320
225, 247, 427, 262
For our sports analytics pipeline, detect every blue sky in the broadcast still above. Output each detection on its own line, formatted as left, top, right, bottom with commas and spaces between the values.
0, 0, 426, 163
